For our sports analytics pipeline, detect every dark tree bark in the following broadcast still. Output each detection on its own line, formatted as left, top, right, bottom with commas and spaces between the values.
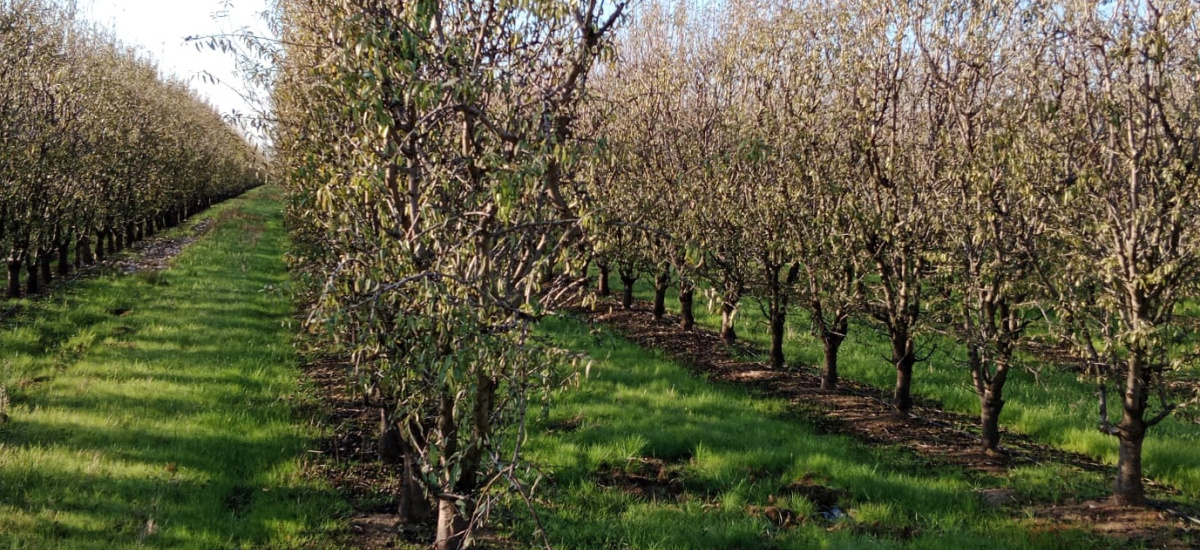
820, 330, 846, 391
652, 270, 670, 320
679, 282, 695, 330
76, 234, 94, 267
598, 262, 611, 297
434, 374, 496, 550
890, 330, 916, 416
379, 410, 433, 523
764, 263, 799, 369
769, 306, 786, 369
619, 268, 637, 310
1103, 352, 1161, 506
7, 260, 21, 298
26, 257, 40, 295
39, 249, 52, 284
1113, 427, 1145, 505
106, 229, 117, 254
980, 391, 1005, 454
94, 231, 107, 261
57, 240, 71, 277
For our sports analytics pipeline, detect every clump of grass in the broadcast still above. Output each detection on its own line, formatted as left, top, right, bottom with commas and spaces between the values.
134, 268, 169, 286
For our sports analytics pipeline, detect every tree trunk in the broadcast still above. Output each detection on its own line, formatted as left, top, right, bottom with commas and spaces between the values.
77, 234, 94, 267
435, 498, 468, 550
980, 391, 1005, 455
399, 452, 431, 523
769, 306, 786, 369
620, 270, 637, 310
679, 284, 695, 330
125, 223, 136, 248
26, 258, 40, 295
1112, 357, 1148, 505
1113, 427, 1146, 505
94, 231, 107, 261
106, 229, 117, 254
720, 300, 737, 344
891, 332, 915, 417
652, 270, 670, 320
598, 263, 611, 297
39, 250, 52, 284
379, 411, 433, 523
820, 330, 845, 391
57, 241, 71, 277
6, 260, 21, 298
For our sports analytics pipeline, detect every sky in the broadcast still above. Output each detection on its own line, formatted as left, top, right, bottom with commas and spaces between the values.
81, 0, 273, 136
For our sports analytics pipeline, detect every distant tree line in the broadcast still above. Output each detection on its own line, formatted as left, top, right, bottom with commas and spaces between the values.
0, 0, 262, 298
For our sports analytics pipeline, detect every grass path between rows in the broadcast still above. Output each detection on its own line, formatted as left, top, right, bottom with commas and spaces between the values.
0, 187, 349, 549
613, 278, 1200, 499
514, 316, 1116, 549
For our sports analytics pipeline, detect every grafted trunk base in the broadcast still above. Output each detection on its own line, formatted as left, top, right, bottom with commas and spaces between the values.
820, 335, 844, 391
679, 287, 695, 330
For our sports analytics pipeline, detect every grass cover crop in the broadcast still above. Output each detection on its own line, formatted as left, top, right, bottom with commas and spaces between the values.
0, 187, 348, 549
504, 316, 1114, 549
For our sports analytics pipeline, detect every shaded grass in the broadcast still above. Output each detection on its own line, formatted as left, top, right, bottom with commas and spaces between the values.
615, 278, 1200, 500
505, 316, 1113, 550
0, 187, 349, 549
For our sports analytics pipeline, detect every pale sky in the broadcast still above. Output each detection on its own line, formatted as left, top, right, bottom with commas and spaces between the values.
81, 0, 273, 136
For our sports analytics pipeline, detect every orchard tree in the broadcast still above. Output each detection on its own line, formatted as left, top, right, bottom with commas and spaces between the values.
837, 0, 948, 416
273, 1, 626, 547
917, 0, 1051, 454
1040, 0, 1200, 505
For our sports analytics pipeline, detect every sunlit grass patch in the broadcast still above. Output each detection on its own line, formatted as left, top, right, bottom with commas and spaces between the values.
500, 316, 1111, 549
611, 277, 1200, 501
0, 187, 348, 549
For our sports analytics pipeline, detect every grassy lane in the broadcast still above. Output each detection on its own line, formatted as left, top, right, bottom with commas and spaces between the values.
509, 317, 1116, 550
0, 187, 348, 549
613, 279, 1200, 500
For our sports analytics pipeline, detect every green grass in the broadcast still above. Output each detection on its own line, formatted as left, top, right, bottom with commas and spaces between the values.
0, 187, 349, 549
504, 316, 1114, 549
612, 277, 1200, 501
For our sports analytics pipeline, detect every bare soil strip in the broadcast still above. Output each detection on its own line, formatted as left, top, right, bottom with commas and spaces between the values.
584, 301, 1198, 547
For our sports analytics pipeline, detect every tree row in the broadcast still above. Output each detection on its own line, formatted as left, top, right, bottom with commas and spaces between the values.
1, 0, 262, 298
587, 0, 1200, 507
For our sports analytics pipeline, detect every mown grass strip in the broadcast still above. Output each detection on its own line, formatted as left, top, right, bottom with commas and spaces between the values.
506, 316, 1114, 550
0, 187, 349, 549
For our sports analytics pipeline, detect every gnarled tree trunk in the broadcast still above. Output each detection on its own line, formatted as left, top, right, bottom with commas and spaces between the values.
719, 293, 739, 344
820, 327, 846, 391
598, 262, 611, 297
25, 257, 40, 295
652, 270, 670, 320
679, 282, 695, 330
890, 329, 916, 416
619, 268, 637, 310
7, 260, 21, 298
